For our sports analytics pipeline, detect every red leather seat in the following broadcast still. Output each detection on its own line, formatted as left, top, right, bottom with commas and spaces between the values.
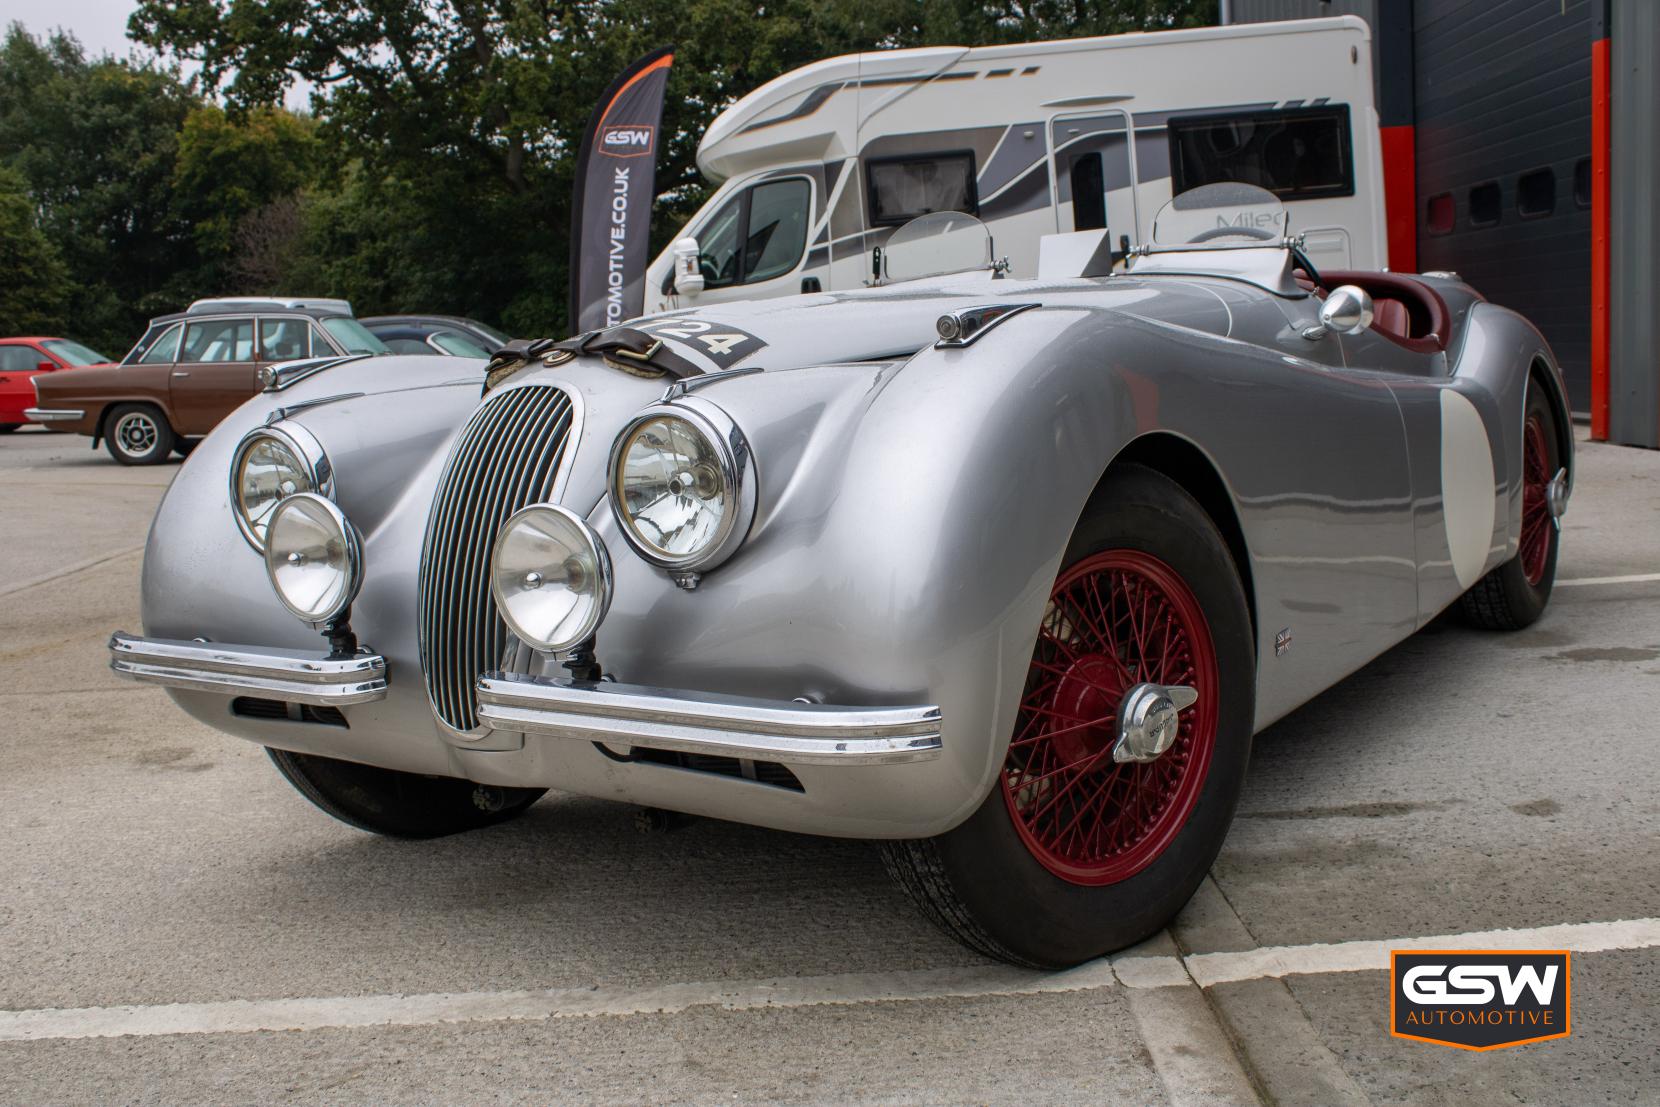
1371, 298, 1411, 341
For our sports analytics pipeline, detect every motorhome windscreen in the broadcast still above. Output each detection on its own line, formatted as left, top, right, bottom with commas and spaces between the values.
1168, 104, 1354, 201
866, 152, 978, 225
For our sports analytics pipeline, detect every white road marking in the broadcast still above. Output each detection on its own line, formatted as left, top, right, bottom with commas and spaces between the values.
1185, 915, 1660, 988
1556, 572, 1660, 587
3, 916, 1655, 1044
0, 544, 144, 599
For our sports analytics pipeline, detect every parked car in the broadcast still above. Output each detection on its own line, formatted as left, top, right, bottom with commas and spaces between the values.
361, 315, 508, 358
109, 185, 1572, 967
26, 298, 391, 465
0, 337, 113, 431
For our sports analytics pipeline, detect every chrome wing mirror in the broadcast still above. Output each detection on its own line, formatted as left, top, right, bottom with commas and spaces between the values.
671, 237, 704, 297
1302, 284, 1373, 340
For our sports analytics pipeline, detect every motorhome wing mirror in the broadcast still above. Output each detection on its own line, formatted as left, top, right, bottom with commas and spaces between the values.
672, 237, 705, 296
1152, 182, 1288, 246
882, 211, 993, 284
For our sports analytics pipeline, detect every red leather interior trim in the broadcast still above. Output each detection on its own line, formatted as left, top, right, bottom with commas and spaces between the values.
1319, 269, 1450, 354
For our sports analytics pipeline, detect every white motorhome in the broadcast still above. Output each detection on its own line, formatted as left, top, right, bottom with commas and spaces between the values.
644, 16, 1385, 313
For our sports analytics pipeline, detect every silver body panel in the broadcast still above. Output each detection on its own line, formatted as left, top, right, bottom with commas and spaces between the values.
127, 252, 1571, 839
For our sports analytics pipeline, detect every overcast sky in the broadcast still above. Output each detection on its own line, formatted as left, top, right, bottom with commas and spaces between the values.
5, 0, 314, 106
6, 0, 150, 61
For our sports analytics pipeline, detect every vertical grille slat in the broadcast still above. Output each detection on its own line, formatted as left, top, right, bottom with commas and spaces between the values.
419, 385, 575, 733
453, 389, 560, 722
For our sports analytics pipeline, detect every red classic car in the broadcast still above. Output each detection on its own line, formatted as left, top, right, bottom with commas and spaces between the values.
0, 337, 112, 431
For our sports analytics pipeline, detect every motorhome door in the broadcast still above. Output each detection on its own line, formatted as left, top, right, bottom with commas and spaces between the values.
676, 172, 822, 307
1049, 109, 1140, 253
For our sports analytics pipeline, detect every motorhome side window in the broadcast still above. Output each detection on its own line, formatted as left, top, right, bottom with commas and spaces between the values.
1167, 105, 1354, 201
697, 177, 811, 288
865, 152, 978, 225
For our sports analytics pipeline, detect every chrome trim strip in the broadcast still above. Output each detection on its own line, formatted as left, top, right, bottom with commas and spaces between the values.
476, 671, 943, 766
23, 408, 84, 422
261, 355, 372, 392
933, 302, 1040, 348
108, 632, 387, 706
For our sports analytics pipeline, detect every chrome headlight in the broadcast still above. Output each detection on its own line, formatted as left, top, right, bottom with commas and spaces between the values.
264, 493, 363, 628
231, 424, 332, 551
607, 400, 756, 576
490, 504, 613, 652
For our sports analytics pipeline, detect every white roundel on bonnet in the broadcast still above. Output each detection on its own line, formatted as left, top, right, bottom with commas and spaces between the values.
1440, 389, 1496, 589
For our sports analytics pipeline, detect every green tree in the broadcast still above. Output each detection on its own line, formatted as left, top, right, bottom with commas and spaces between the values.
0, 165, 72, 334
173, 103, 320, 289
0, 25, 197, 351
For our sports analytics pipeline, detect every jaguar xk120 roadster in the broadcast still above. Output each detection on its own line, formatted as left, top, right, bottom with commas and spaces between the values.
111, 184, 1571, 966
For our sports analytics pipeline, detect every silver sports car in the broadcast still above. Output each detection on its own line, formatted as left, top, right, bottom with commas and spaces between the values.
111, 184, 1572, 967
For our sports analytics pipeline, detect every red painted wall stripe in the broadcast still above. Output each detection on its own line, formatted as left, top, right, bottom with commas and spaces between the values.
1591, 36, 1611, 441
1380, 124, 1417, 273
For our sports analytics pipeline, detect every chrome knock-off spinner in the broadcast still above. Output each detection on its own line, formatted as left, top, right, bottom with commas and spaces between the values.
1545, 467, 1569, 530
1113, 682, 1200, 763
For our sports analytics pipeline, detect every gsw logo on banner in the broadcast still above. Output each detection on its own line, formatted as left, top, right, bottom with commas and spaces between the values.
601, 125, 655, 157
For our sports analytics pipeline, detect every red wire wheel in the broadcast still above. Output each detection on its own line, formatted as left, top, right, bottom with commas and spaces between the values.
1002, 549, 1220, 886
1519, 413, 1553, 587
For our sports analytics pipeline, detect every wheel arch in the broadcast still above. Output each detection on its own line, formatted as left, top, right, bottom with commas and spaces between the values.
1528, 355, 1574, 488
1103, 432, 1258, 654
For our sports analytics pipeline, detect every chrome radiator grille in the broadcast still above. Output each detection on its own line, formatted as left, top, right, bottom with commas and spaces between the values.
419, 385, 575, 733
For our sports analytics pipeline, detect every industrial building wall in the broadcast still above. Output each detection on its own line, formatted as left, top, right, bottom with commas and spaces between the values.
1610, 0, 1659, 447
1413, 0, 1593, 410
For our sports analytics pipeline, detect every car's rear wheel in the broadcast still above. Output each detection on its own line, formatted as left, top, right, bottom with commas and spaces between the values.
1459, 382, 1562, 630
266, 748, 546, 839
0, 424, 19, 434
104, 403, 176, 465
882, 465, 1256, 967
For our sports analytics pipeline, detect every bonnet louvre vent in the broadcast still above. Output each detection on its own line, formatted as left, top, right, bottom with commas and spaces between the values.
419, 385, 575, 733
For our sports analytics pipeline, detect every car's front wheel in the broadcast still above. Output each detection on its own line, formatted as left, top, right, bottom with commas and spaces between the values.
104, 403, 176, 465
0, 423, 19, 434
266, 748, 546, 838
883, 465, 1256, 967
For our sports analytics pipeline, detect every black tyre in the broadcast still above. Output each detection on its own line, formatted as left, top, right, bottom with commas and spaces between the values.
0, 424, 19, 434
1459, 383, 1562, 631
104, 403, 176, 465
267, 748, 545, 839
883, 464, 1256, 967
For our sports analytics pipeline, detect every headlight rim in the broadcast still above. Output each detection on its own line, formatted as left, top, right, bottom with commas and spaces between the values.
606, 398, 758, 575
262, 491, 363, 628
230, 422, 334, 552
490, 502, 614, 653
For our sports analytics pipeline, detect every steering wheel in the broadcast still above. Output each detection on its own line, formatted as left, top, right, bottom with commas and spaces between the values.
699, 257, 720, 283
1188, 225, 1278, 243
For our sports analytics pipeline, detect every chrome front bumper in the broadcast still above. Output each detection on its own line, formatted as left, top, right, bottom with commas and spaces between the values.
107, 633, 944, 767
476, 671, 943, 765
23, 407, 85, 422
108, 633, 389, 706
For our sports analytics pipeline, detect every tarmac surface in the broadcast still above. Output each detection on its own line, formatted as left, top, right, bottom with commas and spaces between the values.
1, 422, 1657, 1104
